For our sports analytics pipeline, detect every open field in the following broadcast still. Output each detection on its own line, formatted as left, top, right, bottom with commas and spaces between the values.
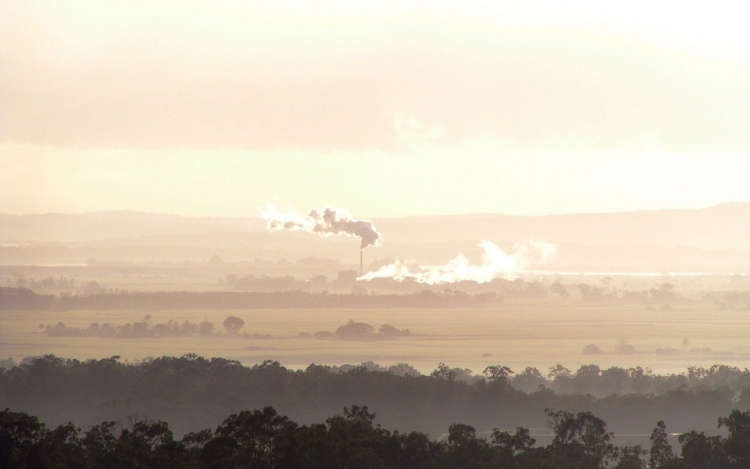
2, 299, 749, 375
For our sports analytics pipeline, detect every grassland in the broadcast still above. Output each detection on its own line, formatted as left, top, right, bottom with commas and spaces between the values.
2, 299, 748, 375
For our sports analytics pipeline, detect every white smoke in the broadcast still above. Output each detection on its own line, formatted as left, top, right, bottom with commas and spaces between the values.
360, 239, 556, 284
261, 205, 381, 250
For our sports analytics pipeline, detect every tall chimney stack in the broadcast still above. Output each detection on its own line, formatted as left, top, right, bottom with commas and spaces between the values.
360, 250, 363, 277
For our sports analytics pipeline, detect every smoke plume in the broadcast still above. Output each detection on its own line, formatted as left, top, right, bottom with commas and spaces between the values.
261, 205, 381, 249
361, 240, 556, 284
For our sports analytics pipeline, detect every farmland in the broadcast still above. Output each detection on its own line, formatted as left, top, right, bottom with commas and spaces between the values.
3, 299, 748, 376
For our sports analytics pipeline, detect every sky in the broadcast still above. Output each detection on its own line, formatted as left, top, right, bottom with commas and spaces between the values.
1, 0, 749, 218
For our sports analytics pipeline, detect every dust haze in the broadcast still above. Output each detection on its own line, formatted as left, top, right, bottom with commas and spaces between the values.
3, 2, 750, 464
2, 205, 750, 461
2, 205, 749, 373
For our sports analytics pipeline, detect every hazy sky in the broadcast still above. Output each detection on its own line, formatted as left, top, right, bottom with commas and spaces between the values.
2, 1, 749, 217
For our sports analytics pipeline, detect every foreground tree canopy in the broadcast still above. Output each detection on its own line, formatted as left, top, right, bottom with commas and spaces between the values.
1, 406, 749, 469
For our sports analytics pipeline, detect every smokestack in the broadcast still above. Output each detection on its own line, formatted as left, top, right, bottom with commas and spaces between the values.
360, 250, 363, 277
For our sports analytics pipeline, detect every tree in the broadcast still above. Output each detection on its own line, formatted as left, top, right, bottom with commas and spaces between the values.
38, 422, 86, 469
214, 406, 297, 469
583, 344, 603, 355
200, 436, 239, 469
378, 323, 410, 337
343, 405, 377, 426
547, 409, 580, 446
430, 362, 457, 381
446, 423, 492, 468
11, 272, 27, 288
335, 320, 374, 339
323, 406, 388, 469
222, 316, 244, 334
512, 366, 547, 393
0, 408, 46, 468
718, 409, 750, 465
615, 445, 647, 469
546, 408, 616, 469
40, 276, 56, 289
483, 365, 514, 390
577, 411, 616, 467
81, 421, 119, 468
447, 423, 477, 447
182, 429, 213, 467
550, 281, 569, 298
198, 320, 214, 336
548, 364, 573, 392
116, 420, 186, 469
491, 426, 536, 455
571, 364, 602, 394
396, 431, 439, 469
677, 431, 725, 468
649, 420, 674, 467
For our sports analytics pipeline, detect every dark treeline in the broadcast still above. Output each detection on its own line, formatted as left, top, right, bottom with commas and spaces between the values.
41, 317, 411, 341
0, 287, 498, 311
42, 316, 218, 339
1, 355, 748, 447
3, 285, 750, 312
2, 405, 749, 469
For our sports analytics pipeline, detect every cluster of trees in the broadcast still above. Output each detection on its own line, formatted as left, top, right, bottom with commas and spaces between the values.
1, 355, 748, 443
4, 283, 749, 311
705, 290, 750, 310
6, 274, 107, 295
563, 283, 750, 310
0, 287, 55, 311
21, 275, 77, 291
575, 282, 680, 304
2, 405, 749, 469
302, 320, 411, 340
222, 274, 553, 300
511, 364, 750, 398
227, 274, 306, 292
585, 342, 721, 359
41, 316, 247, 339
337, 362, 750, 399
0, 287, 502, 311
361, 277, 546, 298
38, 317, 413, 342
325, 361, 421, 377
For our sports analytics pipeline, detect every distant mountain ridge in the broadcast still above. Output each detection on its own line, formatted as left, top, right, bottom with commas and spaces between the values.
0, 211, 262, 244
374, 202, 750, 249
2, 203, 749, 250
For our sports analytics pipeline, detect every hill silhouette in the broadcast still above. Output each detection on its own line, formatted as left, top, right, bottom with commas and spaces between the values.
1, 203, 748, 272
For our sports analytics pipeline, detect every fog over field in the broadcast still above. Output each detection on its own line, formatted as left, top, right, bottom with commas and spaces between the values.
2, 207, 749, 375
2, 152, 749, 469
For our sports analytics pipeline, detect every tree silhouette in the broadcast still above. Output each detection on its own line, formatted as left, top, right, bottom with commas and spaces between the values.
649, 420, 674, 467
718, 410, 750, 465
335, 320, 374, 339
222, 316, 244, 334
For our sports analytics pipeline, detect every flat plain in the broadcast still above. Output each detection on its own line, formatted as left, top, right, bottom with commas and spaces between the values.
2, 299, 748, 375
